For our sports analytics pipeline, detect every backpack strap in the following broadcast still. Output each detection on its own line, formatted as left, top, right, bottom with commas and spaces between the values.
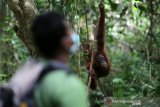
37, 64, 57, 82
37, 62, 73, 83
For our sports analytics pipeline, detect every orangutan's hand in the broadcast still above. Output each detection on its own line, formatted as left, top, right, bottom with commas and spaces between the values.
99, 1, 105, 15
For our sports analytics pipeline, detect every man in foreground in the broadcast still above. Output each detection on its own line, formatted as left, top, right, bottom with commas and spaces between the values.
0, 11, 88, 107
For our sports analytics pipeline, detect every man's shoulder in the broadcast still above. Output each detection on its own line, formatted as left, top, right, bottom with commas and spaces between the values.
39, 70, 86, 93
41, 70, 82, 86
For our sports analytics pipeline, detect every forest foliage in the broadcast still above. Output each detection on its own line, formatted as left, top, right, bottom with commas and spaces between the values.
0, 0, 160, 106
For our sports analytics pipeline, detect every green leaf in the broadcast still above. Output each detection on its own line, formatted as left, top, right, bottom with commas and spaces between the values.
120, 6, 128, 17
113, 78, 123, 84
0, 73, 7, 77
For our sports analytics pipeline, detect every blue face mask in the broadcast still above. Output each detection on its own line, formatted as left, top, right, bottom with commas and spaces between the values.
70, 32, 80, 54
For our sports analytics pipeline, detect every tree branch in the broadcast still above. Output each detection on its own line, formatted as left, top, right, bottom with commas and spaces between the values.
7, 0, 39, 56
7, 0, 23, 19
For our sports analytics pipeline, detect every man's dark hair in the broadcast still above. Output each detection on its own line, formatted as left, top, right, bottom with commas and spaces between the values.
32, 11, 67, 58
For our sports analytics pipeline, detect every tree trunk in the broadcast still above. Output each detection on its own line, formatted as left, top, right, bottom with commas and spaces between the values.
0, 0, 6, 20
6, 0, 39, 56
